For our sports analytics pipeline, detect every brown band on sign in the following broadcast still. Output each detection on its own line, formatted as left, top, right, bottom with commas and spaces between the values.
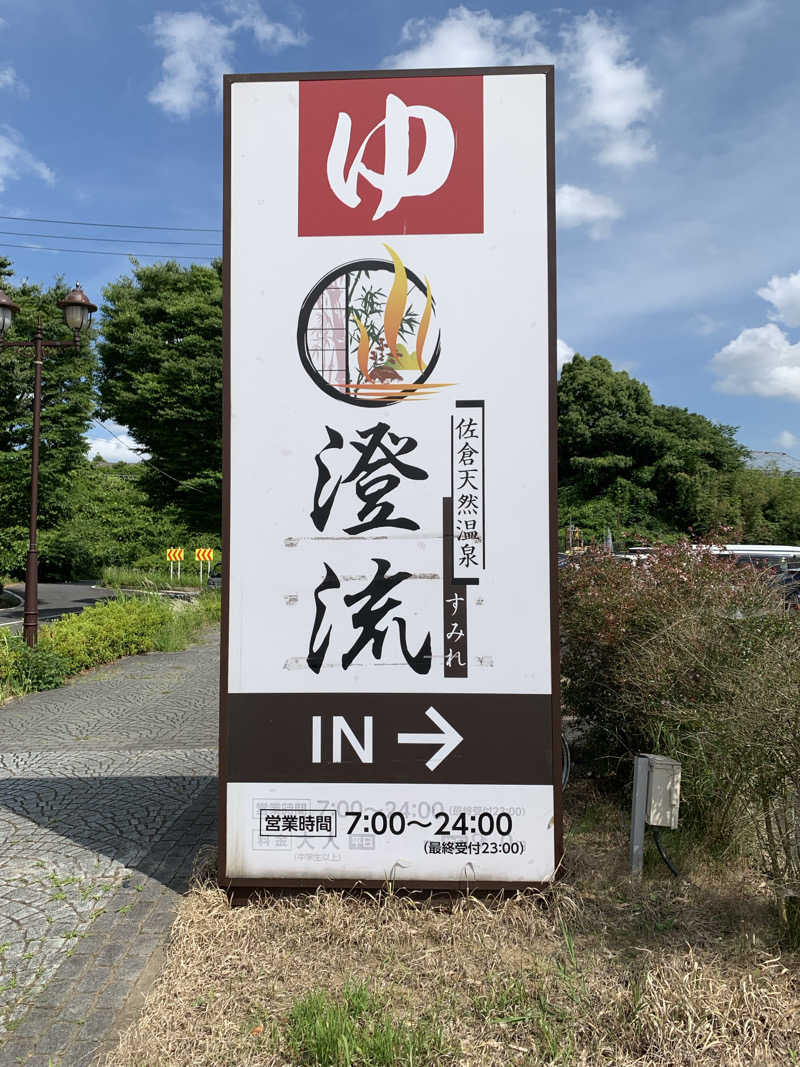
225, 692, 553, 785
442, 496, 468, 678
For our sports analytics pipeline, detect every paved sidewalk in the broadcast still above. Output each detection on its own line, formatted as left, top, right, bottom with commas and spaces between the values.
0, 631, 220, 1066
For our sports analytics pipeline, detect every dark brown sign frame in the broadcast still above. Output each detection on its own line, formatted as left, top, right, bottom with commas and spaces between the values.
219, 64, 561, 891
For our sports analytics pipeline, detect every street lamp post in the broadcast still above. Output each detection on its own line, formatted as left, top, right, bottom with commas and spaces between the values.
0, 284, 96, 647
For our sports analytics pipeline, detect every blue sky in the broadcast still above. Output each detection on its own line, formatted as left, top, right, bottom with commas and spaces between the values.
2, 0, 800, 461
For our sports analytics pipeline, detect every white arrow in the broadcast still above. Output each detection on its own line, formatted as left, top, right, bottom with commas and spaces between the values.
397, 707, 463, 771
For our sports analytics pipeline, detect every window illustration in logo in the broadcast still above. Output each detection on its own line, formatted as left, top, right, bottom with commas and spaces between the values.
297, 244, 450, 407
298, 76, 483, 236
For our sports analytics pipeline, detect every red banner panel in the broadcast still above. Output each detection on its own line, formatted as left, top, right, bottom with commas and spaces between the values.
298, 75, 484, 237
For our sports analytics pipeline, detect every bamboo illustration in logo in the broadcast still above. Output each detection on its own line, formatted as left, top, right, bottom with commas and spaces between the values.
342, 244, 449, 402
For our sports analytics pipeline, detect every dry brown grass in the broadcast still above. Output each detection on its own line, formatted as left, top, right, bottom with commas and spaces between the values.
103, 784, 800, 1067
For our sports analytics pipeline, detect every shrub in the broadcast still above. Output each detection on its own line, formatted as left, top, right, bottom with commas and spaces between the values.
1, 592, 221, 702
38, 596, 174, 673
195, 590, 222, 624
0, 633, 69, 693
561, 543, 800, 903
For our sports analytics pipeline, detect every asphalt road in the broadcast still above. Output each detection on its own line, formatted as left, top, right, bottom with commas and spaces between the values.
0, 581, 113, 630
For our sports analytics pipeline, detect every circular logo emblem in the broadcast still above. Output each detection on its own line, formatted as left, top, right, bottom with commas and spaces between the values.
297, 244, 443, 407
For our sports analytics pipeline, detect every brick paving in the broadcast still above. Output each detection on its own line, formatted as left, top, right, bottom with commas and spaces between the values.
0, 631, 219, 1066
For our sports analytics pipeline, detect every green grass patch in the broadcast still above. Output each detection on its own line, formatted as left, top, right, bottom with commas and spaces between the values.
472, 975, 531, 1024
101, 565, 211, 590
284, 982, 449, 1067
470, 929, 585, 1064
99, 793, 800, 1067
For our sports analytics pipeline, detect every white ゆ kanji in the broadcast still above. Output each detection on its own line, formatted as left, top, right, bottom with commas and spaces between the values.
326, 93, 455, 221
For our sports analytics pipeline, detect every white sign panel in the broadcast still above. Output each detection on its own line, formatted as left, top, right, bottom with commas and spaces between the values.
221, 67, 561, 887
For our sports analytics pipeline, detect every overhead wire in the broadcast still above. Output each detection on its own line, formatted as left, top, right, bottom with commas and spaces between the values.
0, 229, 220, 247
1, 240, 217, 262
1, 213, 221, 261
91, 419, 204, 493
3, 214, 219, 491
0, 214, 220, 232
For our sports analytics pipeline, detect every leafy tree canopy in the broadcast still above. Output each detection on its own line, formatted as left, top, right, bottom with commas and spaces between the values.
558, 354, 750, 541
0, 256, 96, 530
97, 259, 223, 529
37, 461, 192, 581
5, 251, 798, 577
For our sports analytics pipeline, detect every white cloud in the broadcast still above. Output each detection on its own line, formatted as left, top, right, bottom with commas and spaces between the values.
757, 269, 800, 328
556, 183, 621, 238
561, 11, 660, 168
0, 64, 28, 96
0, 125, 54, 192
557, 338, 574, 372
712, 266, 800, 400
384, 7, 551, 69
148, 12, 233, 119
87, 432, 148, 463
383, 8, 658, 171
712, 323, 800, 399
148, 5, 305, 118
775, 429, 799, 449
223, 0, 307, 48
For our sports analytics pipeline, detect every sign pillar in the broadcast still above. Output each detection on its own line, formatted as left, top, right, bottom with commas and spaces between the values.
221, 65, 561, 888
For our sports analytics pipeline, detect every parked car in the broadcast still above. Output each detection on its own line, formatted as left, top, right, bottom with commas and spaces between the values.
207, 562, 222, 591
771, 569, 800, 609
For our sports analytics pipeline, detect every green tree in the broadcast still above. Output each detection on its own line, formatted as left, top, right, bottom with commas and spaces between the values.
96, 260, 223, 529
558, 355, 747, 540
0, 258, 96, 536
702, 465, 800, 543
38, 461, 190, 580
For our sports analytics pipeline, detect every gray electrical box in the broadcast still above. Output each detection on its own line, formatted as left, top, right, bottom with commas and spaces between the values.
643, 754, 681, 830
631, 753, 682, 874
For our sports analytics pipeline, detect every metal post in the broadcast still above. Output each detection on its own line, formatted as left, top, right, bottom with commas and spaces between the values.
1, 288, 93, 649
630, 754, 649, 876
23, 318, 44, 648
